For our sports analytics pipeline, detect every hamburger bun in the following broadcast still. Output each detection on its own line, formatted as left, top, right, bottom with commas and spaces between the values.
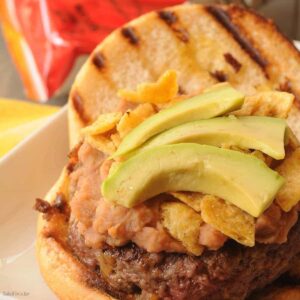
37, 3, 300, 299
36, 169, 114, 299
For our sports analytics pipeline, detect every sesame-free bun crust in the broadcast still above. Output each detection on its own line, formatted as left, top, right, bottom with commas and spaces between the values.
36, 169, 114, 300
38, 3, 300, 299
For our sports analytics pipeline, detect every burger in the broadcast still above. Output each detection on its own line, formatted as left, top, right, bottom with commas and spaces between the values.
35, 4, 300, 300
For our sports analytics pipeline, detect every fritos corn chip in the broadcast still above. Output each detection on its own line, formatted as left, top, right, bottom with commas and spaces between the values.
118, 70, 178, 104
232, 91, 294, 118
200, 196, 255, 247
81, 112, 122, 136
169, 192, 204, 212
111, 133, 122, 149
155, 94, 190, 110
117, 103, 155, 138
85, 135, 116, 155
285, 127, 300, 150
161, 201, 204, 255
276, 148, 300, 212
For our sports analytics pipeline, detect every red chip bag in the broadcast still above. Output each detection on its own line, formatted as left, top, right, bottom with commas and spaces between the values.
0, 0, 184, 101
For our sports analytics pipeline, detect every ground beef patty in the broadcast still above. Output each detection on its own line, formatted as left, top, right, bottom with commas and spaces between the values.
68, 220, 300, 300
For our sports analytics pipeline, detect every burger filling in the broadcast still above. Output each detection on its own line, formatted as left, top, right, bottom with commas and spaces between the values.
40, 71, 300, 299
70, 142, 299, 253
68, 72, 300, 257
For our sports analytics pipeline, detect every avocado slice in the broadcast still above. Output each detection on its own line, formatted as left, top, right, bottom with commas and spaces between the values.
102, 144, 284, 217
112, 83, 244, 158
134, 116, 286, 159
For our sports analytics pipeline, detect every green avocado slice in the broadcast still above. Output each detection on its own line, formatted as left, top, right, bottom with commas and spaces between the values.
102, 144, 284, 217
134, 116, 286, 159
112, 83, 244, 158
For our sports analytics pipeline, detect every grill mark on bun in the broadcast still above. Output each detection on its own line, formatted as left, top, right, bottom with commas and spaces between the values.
121, 27, 139, 45
227, 3, 300, 58
67, 142, 82, 173
158, 10, 189, 43
211, 70, 228, 82
224, 53, 242, 72
178, 86, 186, 95
279, 80, 300, 107
206, 5, 268, 73
92, 52, 105, 69
71, 91, 90, 124
279, 80, 293, 94
158, 10, 177, 24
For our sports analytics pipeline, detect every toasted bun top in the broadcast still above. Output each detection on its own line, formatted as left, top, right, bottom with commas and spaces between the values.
68, 3, 300, 146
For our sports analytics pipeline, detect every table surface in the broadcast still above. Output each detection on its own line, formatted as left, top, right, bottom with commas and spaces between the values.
0, 0, 299, 105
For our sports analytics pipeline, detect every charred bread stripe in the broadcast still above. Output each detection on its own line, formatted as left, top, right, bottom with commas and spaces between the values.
158, 10, 177, 25
67, 142, 82, 173
121, 27, 139, 45
71, 91, 91, 124
157, 9, 217, 86
92, 52, 106, 69
206, 5, 268, 73
158, 10, 189, 43
211, 70, 228, 82
226, 4, 300, 60
178, 86, 186, 95
280, 80, 293, 94
224, 52, 242, 72
225, 5, 300, 106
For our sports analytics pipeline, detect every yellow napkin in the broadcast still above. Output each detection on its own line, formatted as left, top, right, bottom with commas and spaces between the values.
0, 98, 59, 158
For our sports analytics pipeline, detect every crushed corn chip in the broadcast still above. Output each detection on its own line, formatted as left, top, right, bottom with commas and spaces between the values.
118, 70, 179, 104
200, 196, 255, 247
232, 91, 294, 118
161, 201, 204, 255
221, 145, 273, 166
255, 83, 273, 92
169, 192, 204, 212
276, 148, 300, 212
111, 132, 121, 149
81, 112, 122, 136
285, 127, 300, 150
155, 94, 190, 110
117, 103, 156, 138
85, 135, 116, 155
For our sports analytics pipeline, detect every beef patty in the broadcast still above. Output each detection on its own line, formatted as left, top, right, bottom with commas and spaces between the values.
68, 220, 300, 300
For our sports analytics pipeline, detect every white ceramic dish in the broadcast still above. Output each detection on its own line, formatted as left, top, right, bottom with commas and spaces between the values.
0, 106, 68, 300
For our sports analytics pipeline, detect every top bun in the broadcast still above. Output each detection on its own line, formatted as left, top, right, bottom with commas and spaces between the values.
68, 4, 300, 146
